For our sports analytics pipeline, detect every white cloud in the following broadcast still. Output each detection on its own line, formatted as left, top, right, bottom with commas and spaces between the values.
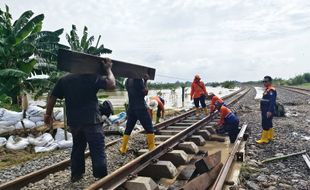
2, 0, 310, 82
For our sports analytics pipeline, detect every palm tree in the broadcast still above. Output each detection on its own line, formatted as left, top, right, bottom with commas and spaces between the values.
0, 5, 66, 104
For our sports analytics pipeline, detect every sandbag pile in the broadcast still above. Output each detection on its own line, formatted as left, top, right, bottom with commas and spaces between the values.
3, 129, 73, 152
0, 106, 64, 135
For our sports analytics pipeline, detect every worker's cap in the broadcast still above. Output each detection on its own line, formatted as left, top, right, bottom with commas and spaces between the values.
214, 101, 223, 107
194, 75, 201, 80
148, 100, 158, 110
208, 92, 214, 96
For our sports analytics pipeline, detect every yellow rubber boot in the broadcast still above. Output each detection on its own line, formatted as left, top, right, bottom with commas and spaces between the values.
204, 108, 209, 116
119, 135, 129, 154
256, 130, 269, 144
147, 133, 156, 151
195, 108, 200, 117
268, 128, 274, 140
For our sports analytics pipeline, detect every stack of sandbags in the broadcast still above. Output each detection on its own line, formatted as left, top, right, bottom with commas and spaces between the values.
28, 133, 58, 153
6, 136, 29, 150
55, 128, 73, 148
0, 108, 23, 134
26, 105, 45, 126
15, 119, 36, 129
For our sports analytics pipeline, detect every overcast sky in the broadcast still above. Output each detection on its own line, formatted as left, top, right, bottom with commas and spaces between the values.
2, 0, 310, 82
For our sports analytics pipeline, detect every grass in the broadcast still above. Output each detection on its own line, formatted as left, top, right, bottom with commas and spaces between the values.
296, 82, 310, 89
0, 147, 52, 170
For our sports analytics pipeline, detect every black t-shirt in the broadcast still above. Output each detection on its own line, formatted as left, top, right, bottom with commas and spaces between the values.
51, 73, 107, 126
125, 78, 147, 110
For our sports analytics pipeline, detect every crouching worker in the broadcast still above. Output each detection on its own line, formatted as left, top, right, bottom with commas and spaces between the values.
208, 93, 226, 114
215, 101, 240, 143
119, 75, 156, 154
44, 59, 115, 182
148, 96, 165, 124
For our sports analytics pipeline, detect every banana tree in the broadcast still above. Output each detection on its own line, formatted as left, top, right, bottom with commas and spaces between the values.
65, 25, 126, 89
66, 25, 112, 55
0, 5, 66, 104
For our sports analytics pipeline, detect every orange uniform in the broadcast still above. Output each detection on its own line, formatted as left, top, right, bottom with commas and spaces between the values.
210, 96, 223, 113
151, 96, 165, 111
217, 106, 238, 126
190, 81, 207, 99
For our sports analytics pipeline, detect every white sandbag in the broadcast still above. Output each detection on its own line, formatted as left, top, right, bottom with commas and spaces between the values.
27, 116, 44, 123
0, 125, 15, 134
6, 136, 29, 150
0, 137, 7, 147
0, 108, 5, 117
34, 142, 58, 153
54, 112, 64, 121
26, 105, 44, 117
15, 119, 36, 129
55, 128, 72, 141
28, 133, 54, 147
0, 109, 23, 122
53, 108, 63, 118
0, 120, 17, 126
57, 140, 73, 148
55, 128, 73, 148
35, 121, 45, 127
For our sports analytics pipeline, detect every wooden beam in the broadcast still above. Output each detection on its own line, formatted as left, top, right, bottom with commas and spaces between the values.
57, 49, 156, 80
181, 163, 223, 190
195, 151, 221, 173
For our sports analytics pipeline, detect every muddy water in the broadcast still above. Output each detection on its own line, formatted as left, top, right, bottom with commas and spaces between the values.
99, 86, 240, 109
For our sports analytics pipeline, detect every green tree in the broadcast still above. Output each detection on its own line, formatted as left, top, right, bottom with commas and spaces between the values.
0, 5, 65, 104
66, 25, 112, 55
65, 25, 127, 90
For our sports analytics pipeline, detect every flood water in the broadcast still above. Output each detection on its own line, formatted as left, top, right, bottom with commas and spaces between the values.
28, 86, 239, 109
100, 86, 240, 109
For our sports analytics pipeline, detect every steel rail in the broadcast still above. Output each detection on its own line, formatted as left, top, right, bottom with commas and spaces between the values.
211, 123, 248, 190
0, 88, 246, 190
280, 86, 310, 96
86, 88, 250, 190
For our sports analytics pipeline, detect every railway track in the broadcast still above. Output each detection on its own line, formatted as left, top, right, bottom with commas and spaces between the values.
86, 87, 250, 190
280, 86, 310, 96
0, 87, 249, 190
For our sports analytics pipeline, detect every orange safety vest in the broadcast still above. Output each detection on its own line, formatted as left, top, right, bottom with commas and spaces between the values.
190, 81, 207, 99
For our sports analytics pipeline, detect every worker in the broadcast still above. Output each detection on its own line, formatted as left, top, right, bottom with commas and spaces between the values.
256, 76, 277, 144
208, 92, 225, 113
190, 75, 208, 117
215, 101, 240, 143
148, 96, 165, 124
119, 74, 156, 154
44, 59, 115, 182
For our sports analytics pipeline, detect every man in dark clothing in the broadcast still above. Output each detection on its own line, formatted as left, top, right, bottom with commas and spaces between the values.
256, 76, 277, 144
119, 74, 156, 154
44, 59, 115, 182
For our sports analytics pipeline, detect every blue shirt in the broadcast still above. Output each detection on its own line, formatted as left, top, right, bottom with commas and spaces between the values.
260, 86, 277, 113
